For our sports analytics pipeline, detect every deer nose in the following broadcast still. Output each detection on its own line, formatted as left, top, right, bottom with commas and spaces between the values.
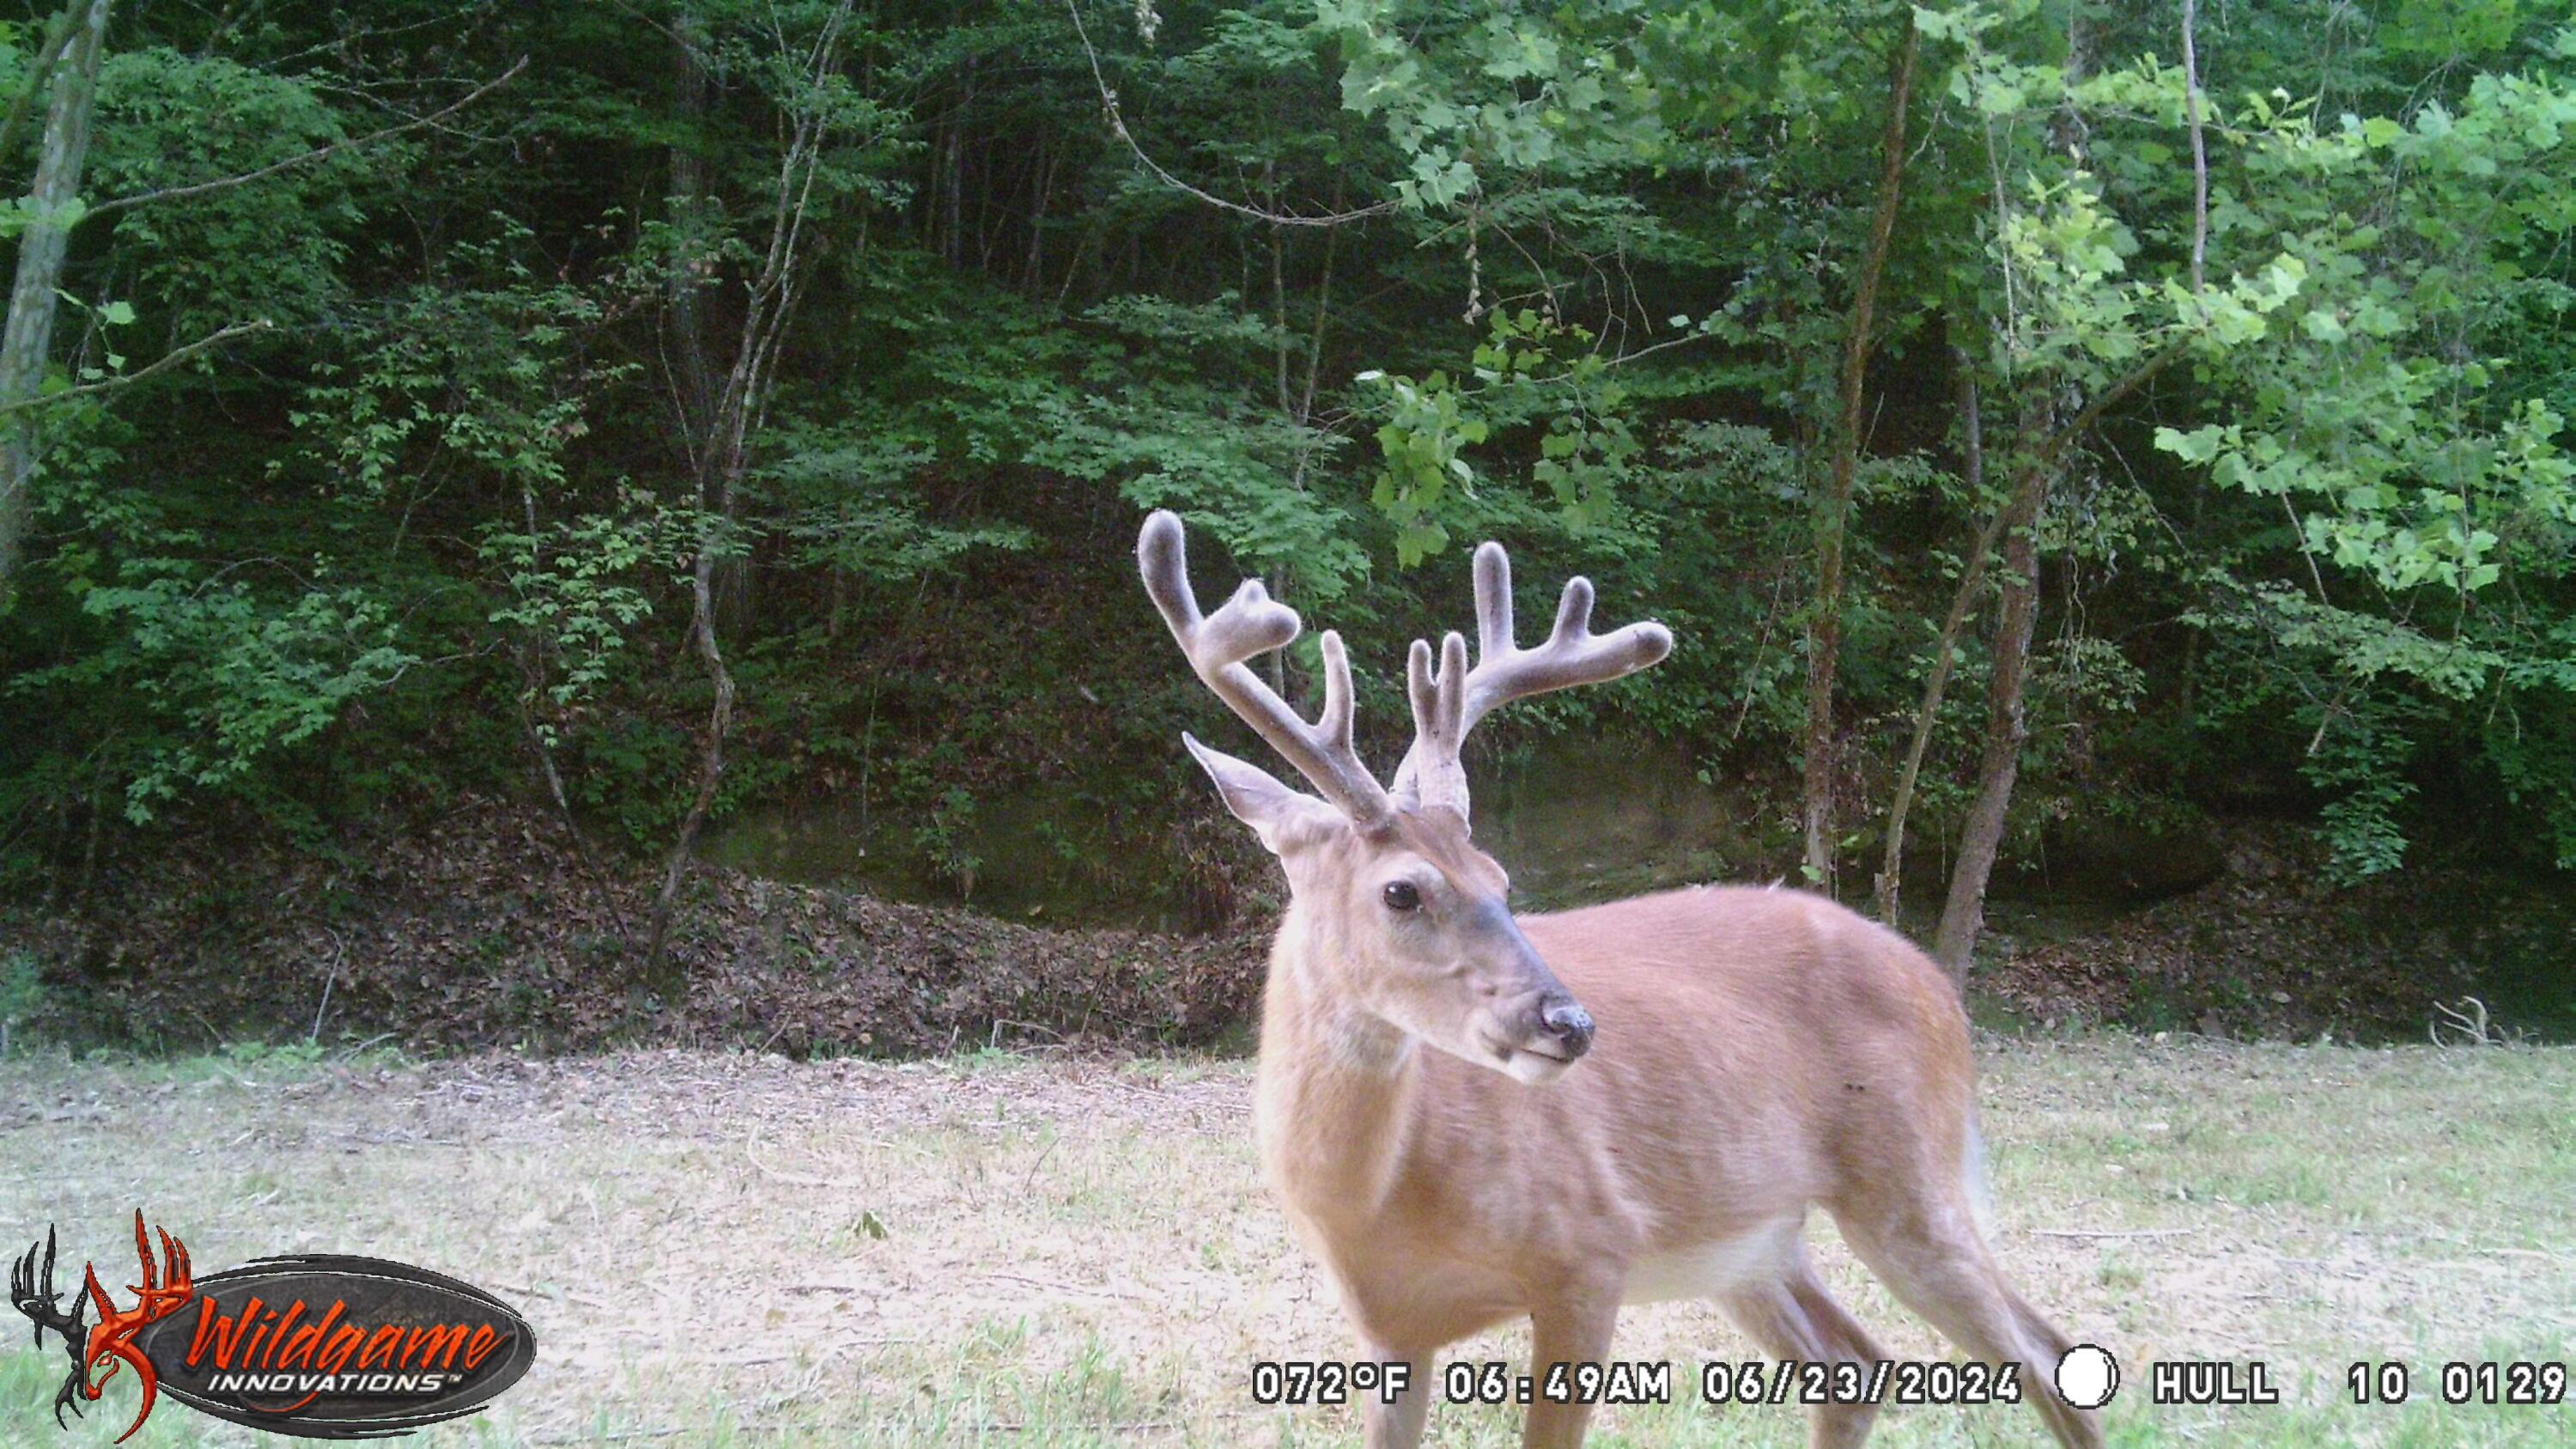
1538, 999, 1595, 1060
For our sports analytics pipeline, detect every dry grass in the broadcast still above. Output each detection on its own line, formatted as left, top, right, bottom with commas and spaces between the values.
0, 1035, 2568, 1446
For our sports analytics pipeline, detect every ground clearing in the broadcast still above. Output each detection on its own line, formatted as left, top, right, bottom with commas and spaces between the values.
1, 1036, 2568, 1446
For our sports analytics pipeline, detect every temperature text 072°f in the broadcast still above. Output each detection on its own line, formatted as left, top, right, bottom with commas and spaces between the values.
1250, 1360, 1413, 1406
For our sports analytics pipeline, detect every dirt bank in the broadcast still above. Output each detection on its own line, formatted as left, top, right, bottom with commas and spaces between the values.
3, 797, 1267, 1056
3, 801, 2564, 1056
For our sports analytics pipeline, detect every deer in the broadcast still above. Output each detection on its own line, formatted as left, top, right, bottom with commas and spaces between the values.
1136, 510, 2103, 1449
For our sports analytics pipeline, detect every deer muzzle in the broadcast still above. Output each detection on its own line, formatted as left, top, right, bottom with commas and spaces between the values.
1488, 916, 1595, 1078
1535, 997, 1595, 1061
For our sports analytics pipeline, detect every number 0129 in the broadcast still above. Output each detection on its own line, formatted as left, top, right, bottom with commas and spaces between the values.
2353, 1361, 2573, 1405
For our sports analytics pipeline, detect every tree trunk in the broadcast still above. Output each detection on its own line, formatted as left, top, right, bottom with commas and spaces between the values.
944, 61, 969, 266
2182, 0, 2208, 295
638, 27, 723, 989
639, 0, 850, 988
642, 551, 735, 983
1800, 15, 1918, 892
0, 0, 110, 590
0, 2, 86, 163
1874, 353, 1992, 927
667, 35, 713, 454
1930, 451, 2045, 979
1923, 7, 2105, 979
666, 33, 751, 635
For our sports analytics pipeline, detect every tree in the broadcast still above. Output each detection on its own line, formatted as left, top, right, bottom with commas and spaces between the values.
639, 0, 888, 983
1802, 12, 1920, 892
0, 0, 109, 588
0, 0, 2565, 1038
0, 3, 520, 592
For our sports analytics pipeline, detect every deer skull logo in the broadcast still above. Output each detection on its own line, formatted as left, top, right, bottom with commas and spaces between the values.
11, 1212, 196, 1442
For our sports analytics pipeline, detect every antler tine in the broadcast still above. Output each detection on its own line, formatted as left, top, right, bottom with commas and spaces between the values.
1464, 571, 1673, 731
1473, 540, 1515, 664
1139, 511, 1394, 824
1404, 633, 1472, 816
1395, 541, 1674, 818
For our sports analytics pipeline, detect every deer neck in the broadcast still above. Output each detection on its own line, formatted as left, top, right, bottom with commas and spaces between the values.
1253, 901, 1424, 1227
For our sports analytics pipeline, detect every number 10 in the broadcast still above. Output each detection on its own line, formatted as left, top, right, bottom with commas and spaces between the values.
2349, 1361, 2409, 1404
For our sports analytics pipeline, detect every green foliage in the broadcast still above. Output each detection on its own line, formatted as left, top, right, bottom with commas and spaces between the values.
763, 422, 1032, 584
482, 490, 691, 721
0, 950, 48, 1053
50, 567, 412, 822
2140, 58, 2576, 871
914, 784, 983, 897
221, 1037, 331, 1070
1324, 0, 1677, 192
86, 48, 368, 334
0, 0, 2567, 947
1357, 365, 1482, 563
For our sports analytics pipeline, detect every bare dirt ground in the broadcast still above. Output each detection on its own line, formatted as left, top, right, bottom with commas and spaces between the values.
2, 1037, 2569, 1446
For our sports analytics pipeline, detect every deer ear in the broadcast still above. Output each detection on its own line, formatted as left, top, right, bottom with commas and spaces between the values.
1182, 734, 1346, 855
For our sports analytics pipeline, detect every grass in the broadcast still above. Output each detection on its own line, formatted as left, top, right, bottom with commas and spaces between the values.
0, 1035, 2567, 1446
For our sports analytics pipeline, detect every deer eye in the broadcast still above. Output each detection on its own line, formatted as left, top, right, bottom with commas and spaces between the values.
1381, 880, 1422, 912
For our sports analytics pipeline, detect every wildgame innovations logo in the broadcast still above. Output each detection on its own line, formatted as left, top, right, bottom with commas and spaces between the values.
11, 1212, 537, 1440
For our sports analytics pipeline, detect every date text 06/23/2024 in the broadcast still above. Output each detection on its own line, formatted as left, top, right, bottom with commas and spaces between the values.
1248, 1353, 2571, 1415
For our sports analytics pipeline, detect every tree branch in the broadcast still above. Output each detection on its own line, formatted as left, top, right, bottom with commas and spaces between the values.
0, 319, 272, 414
1064, 0, 1394, 228
1877, 352, 1994, 925
2033, 330, 2198, 466
83, 56, 528, 222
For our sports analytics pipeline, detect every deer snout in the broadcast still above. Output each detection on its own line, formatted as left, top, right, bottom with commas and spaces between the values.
1536, 997, 1595, 1060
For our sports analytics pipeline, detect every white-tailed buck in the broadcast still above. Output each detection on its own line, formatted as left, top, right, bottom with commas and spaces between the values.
1138, 511, 2103, 1449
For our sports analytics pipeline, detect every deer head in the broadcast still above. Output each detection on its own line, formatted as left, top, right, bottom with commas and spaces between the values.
1138, 510, 1669, 1084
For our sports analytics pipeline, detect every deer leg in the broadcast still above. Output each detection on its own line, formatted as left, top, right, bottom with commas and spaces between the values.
1718, 1256, 1891, 1449
1832, 1201, 2103, 1449
1359, 1342, 1432, 1449
1522, 1288, 1620, 1449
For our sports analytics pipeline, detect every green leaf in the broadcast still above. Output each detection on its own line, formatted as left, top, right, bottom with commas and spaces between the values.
2154, 425, 2227, 465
